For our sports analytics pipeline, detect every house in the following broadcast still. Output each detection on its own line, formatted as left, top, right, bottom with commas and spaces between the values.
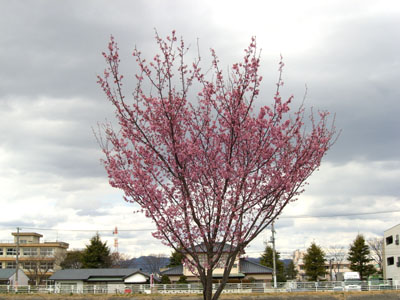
0, 268, 30, 286
161, 244, 272, 283
49, 268, 151, 293
0, 232, 69, 285
383, 224, 400, 282
161, 258, 272, 283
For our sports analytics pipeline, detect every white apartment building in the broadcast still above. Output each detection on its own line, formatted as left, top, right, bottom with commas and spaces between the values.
383, 224, 400, 281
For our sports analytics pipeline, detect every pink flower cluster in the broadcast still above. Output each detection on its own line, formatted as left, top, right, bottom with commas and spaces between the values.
97, 31, 336, 294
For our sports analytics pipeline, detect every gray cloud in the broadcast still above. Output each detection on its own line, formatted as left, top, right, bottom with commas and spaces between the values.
0, 0, 399, 257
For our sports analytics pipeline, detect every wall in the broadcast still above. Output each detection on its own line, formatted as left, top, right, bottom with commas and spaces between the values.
384, 224, 400, 280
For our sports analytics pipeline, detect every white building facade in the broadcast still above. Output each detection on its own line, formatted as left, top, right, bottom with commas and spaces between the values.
383, 224, 400, 281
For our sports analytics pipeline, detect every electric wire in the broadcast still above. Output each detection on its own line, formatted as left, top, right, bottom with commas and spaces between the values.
1, 209, 399, 233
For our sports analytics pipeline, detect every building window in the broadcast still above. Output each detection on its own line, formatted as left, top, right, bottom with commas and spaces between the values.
386, 236, 393, 245
0, 248, 3, 255
397, 257, 400, 267
396, 235, 400, 245
23, 262, 37, 270
0, 263, 2, 269
7, 262, 16, 269
40, 248, 54, 256
387, 257, 394, 265
40, 262, 54, 270
23, 248, 38, 256
6, 248, 17, 255
20, 240, 27, 244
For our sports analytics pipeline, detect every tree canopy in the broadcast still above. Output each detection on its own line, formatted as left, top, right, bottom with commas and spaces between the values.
348, 234, 376, 280
81, 233, 112, 268
259, 244, 286, 282
98, 31, 336, 300
285, 260, 298, 280
303, 242, 326, 281
60, 250, 83, 269
167, 249, 184, 268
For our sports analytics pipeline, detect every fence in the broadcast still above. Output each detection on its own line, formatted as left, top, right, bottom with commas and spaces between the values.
0, 281, 399, 294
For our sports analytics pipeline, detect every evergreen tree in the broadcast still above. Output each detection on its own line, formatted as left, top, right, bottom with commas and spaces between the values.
303, 242, 326, 281
81, 233, 112, 268
177, 275, 188, 284
260, 245, 286, 282
285, 260, 298, 280
160, 274, 171, 284
167, 249, 184, 267
348, 234, 376, 280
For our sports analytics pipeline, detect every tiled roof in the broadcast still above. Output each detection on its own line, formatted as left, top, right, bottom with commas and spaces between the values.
0, 269, 15, 280
239, 258, 273, 274
50, 268, 148, 281
160, 259, 272, 277
160, 265, 183, 276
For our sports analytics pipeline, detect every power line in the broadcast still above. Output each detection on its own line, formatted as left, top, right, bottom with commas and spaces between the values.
280, 209, 400, 219
0, 209, 399, 233
20, 227, 154, 232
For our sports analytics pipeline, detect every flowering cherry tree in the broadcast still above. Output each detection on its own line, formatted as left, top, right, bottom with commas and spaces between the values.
97, 31, 335, 300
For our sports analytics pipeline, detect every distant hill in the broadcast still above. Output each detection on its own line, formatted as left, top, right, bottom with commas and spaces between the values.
123, 256, 170, 274
245, 257, 261, 264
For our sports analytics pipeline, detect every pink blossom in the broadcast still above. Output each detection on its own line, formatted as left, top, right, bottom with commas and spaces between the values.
97, 32, 336, 300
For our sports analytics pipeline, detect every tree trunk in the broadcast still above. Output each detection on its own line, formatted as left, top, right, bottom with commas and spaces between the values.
203, 269, 213, 300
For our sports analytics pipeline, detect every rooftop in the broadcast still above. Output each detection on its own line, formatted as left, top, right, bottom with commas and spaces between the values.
11, 232, 43, 237
50, 268, 149, 281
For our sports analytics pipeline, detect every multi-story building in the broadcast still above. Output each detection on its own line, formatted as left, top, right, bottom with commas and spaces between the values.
383, 224, 400, 282
292, 249, 352, 281
0, 232, 68, 285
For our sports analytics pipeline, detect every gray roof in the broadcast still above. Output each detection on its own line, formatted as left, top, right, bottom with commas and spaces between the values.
160, 265, 183, 276
160, 259, 272, 276
239, 259, 273, 274
50, 268, 149, 281
0, 269, 16, 280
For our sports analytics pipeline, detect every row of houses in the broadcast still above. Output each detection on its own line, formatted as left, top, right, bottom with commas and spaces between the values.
0, 232, 273, 286
1, 223, 400, 287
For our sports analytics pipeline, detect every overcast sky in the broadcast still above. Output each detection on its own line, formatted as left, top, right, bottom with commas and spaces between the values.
1, 0, 399, 259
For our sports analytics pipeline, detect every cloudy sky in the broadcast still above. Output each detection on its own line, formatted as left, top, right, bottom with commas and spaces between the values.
1, 0, 399, 259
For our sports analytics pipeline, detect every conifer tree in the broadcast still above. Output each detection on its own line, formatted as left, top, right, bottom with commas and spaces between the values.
303, 242, 326, 281
260, 245, 286, 282
348, 234, 376, 280
285, 260, 298, 280
161, 274, 171, 284
81, 233, 112, 268
167, 249, 184, 267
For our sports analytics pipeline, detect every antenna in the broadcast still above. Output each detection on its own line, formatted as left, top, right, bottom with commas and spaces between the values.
113, 226, 119, 253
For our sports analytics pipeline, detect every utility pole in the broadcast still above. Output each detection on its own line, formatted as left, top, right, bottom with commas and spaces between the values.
329, 258, 333, 281
15, 227, 20, 291
271, 222, 277, 288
